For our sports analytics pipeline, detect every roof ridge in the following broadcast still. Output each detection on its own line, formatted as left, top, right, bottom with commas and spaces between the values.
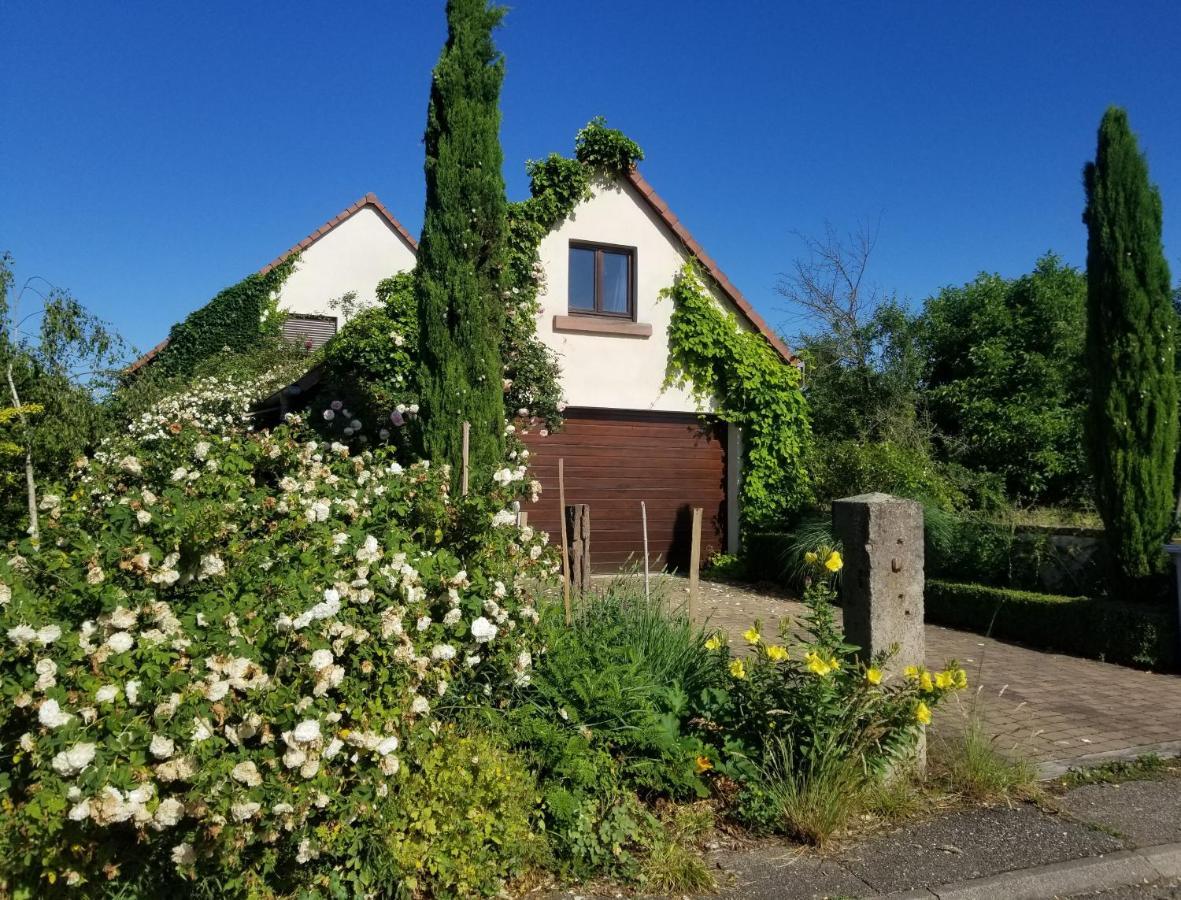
622, 168, 799, 366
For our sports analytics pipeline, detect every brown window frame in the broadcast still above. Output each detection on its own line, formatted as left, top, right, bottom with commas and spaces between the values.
568, 241, 637, 320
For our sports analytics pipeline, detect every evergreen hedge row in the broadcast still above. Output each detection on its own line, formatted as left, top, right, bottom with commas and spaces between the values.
925, 579, 1177, 671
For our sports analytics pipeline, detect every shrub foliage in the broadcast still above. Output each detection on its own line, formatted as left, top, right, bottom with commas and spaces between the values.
1083, 106, 1177, 579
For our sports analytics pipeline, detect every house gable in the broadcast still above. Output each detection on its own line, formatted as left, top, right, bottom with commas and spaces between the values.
534, 173, 790, 414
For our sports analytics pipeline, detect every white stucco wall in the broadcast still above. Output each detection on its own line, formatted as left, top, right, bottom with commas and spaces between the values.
277, 206, 417, 321
534, 178, 753, 413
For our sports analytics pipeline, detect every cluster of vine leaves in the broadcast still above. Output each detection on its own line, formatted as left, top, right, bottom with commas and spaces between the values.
663, 263, 811, 527
151, 257, 298, 379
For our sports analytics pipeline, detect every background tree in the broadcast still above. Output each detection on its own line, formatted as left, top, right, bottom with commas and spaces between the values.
415, 0, 508, 483
922, 253, 1089, 504
1083, 106, 1176, 580
0, 252, 126, 536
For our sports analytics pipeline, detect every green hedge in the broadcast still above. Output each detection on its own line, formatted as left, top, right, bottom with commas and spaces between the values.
926, 579, 1178, 671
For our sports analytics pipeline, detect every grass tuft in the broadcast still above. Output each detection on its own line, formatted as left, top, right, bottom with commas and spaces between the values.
1058, 753, 1176, 788
929, 715, 1037, 802
640, 803, 716, 893
763, 737, 868, 846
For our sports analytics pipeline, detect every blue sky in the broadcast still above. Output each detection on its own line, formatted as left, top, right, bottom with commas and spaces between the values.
2, 0, 1179, 356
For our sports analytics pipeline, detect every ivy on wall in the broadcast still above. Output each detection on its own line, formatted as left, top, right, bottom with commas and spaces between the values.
152, 257, 297, 378
663, 262, 811, 527
501, 117, 644, 430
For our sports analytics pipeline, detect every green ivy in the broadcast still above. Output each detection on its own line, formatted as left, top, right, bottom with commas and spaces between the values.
663, 262, 811, 527
152, 257, 296, 378
502, 118, 642, 429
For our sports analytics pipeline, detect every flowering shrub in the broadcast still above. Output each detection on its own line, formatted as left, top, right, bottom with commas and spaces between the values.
695, 550, 966, 834
0, 372, 555, 896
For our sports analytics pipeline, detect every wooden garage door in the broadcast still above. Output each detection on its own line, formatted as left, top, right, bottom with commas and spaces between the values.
520, 408, 727, 572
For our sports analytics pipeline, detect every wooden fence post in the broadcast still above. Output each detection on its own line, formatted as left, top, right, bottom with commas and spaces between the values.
641, 501, 651, 603
566, 504, 591, 595
688, 507, 703, 620
558, 458, 572, 625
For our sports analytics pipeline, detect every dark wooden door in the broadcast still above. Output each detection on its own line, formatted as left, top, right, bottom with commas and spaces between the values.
520, 408, 727, 571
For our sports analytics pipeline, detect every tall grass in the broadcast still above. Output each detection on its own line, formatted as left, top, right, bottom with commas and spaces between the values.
763, 736, 869, 846
929, 713, 1037, 801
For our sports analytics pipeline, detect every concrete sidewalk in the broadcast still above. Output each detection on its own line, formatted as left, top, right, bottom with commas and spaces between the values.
706, 772, 1181, 899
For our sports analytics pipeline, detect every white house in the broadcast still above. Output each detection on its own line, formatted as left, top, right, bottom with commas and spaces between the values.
520, 168, 796, 569
133, 172, 795, 570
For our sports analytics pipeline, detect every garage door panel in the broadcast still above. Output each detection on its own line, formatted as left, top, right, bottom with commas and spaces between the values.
520, 408, 727, 573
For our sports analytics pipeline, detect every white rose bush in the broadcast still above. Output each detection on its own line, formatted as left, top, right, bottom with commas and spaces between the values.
0, 374, 555, 895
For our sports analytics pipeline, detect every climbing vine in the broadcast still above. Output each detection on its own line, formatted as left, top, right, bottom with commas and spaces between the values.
501, 117, 644, 431
152, 257, 297, 378
663, 262, 811, 527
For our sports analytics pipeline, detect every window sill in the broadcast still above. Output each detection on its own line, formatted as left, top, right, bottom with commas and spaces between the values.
553, 315, 652, 338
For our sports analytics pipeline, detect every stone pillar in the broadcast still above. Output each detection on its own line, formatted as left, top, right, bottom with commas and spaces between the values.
831, 493, 925, 677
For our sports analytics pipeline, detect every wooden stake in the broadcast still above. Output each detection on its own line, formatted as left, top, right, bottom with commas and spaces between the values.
517, 510, 528, 528
641, 501, 651, 603
558, 458, 572, 625
461, 422, 470, 496
688, 507, 703, 620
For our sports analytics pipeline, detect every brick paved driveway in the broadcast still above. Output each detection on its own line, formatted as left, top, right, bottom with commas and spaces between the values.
668, 576, 1181, 777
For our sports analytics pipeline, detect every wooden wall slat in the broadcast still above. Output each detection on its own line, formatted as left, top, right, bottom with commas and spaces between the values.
520, 408, 727, 573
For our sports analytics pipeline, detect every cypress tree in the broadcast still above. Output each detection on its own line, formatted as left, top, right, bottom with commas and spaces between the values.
416, 0, 507, 485
1083, 106, 1177, 580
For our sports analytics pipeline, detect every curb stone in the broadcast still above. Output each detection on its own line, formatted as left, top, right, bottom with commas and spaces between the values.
871, 841, 1181, 900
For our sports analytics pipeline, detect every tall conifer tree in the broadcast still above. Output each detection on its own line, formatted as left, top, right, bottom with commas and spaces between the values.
416, 0, 507, 483
1083, 106, 1177, 579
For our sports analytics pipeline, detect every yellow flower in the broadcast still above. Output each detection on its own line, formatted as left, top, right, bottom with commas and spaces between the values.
742, 627, 761, 645
865, 667, 883, 685
805, 651, 832, 676
904, 665, 920, 680
919, 671, 934, 692
765, 644, 789, 662
935, 670, 954, 690
953, 668, 968, 690
695, 755, 713, 774
915, 701, 932, 725
704, 635, 722, 652
804, 550, 818, 565
828, 656, 842, 672
729, 658, 747, 679
824, 550, 843, 572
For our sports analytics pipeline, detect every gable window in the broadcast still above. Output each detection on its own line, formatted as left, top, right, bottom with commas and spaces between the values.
568, 242, 635, 318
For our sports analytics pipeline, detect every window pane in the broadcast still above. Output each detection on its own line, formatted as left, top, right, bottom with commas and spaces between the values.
601, 250, 630, 314
568, 247, 596, 310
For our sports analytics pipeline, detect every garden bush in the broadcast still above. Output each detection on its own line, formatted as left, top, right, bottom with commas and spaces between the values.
0, 370, 556, 897
925, 580, 1178, 670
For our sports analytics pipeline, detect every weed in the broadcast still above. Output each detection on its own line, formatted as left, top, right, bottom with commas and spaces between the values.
929, 715, 1037, 802
1058, 754, 1177, 789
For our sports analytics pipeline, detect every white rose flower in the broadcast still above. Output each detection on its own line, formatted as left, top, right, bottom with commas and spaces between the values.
51, 742, 97, 776
293, 719, 321, 744
95, 684, 119, 704
136, 509, 152, 525
150, 734, 176, 759
198, 554, 225, 578
430, 644, 456, 661
230, 801, 261, 822
410, 695, 430, 716
106, 631, 135, 654
470, 616, 497, 644
193, 441, 211, 460
171, 842, 197, 867
125, 680, 141, 704
153, 797, 185, 829
7, 624, 36, 644
310, 648, 334, 671
109, 607, 137, 629
68, 799, 92, 822
38, 698, 72, 729
231, 760, 262, 787
36, 624, 62, 645
416, 615, 431, 632
443, 608, 462, 627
